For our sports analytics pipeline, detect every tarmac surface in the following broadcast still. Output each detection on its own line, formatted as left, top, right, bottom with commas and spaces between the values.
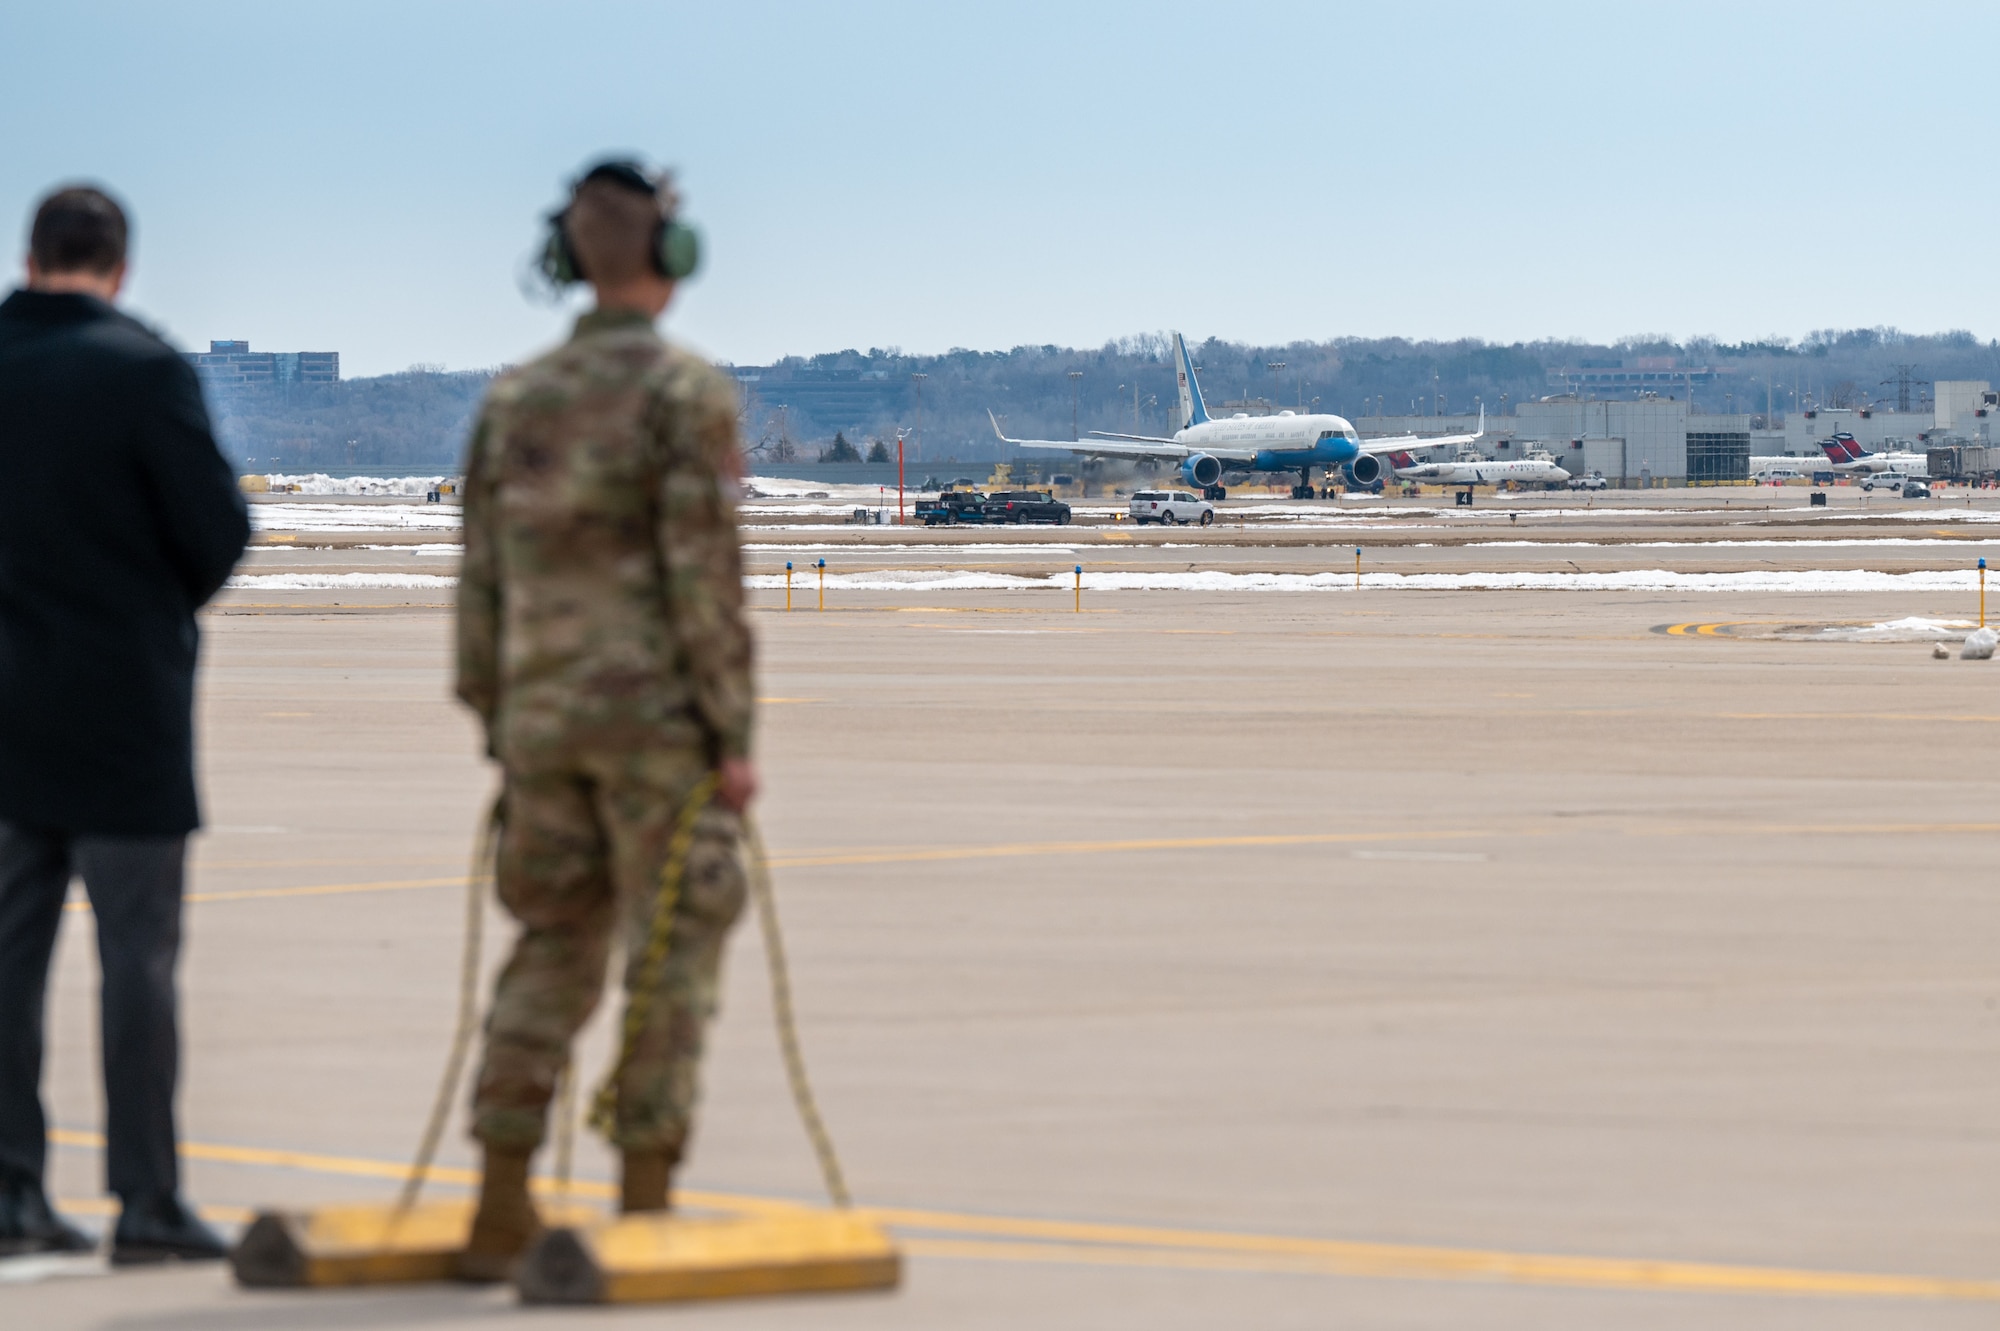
9, 489, 1999, 1327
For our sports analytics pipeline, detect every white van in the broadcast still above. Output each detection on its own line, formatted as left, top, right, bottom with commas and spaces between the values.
1129, 490, 1214, 526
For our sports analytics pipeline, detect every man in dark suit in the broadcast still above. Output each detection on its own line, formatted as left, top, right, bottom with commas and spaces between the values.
0, 185, 249, 1263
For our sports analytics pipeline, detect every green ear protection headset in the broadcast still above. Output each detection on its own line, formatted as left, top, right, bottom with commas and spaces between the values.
539, 158, 701, 286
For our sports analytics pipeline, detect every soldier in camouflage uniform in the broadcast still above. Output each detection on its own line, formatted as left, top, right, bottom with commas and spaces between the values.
452, 159, 756, 1280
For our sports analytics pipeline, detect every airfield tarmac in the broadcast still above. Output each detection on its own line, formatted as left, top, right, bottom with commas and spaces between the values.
10, 488, 2000, 1328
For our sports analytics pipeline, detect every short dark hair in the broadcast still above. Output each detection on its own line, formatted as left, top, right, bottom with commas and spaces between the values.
29, 185, 129, 275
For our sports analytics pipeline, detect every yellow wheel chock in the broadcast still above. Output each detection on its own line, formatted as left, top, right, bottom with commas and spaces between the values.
516, 1209, 900, 1304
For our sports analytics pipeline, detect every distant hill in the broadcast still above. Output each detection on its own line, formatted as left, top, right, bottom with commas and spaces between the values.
207, 329, 2000, 473
207, 368, 495, 472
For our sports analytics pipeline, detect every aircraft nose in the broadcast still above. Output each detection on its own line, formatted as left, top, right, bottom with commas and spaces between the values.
1553, 469, 1571, 482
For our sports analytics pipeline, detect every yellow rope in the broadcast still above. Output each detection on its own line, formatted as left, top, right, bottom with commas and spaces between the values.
588, 772, 719, 1140
395, 793, 502, 1213
400, 775, 855, 1217
745, 816, 852, 1207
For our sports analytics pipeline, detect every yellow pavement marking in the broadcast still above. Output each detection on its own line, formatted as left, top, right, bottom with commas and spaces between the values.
1663, 622, 1750, 637
192, 854, 463, 871
895, 1236, 2000, 1301
62, 875, 469, 914
762, 829, 1511, 871
56, 1195, 253, 1225
63, 814, 2000, 917
43, 1130, 1999, 1302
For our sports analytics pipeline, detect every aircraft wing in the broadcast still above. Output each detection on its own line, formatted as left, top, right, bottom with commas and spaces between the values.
988, 411, 1257, 463
1356, 406, 1484, 455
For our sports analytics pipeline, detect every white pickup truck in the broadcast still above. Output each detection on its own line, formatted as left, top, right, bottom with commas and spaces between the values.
1566, 471, 1608, 490
1129, 490, 1215, 525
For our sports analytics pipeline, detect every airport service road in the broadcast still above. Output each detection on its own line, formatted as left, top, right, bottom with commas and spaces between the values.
12, 587, 1998, 1330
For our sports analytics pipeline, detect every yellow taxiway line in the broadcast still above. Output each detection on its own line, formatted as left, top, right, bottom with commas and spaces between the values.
59, 815, 2000, 916
43, 1129, 2000, 1303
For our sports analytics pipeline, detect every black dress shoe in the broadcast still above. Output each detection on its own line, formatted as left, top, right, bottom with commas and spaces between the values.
0, 1173, 95, 1256
110, 1193, 226, 1266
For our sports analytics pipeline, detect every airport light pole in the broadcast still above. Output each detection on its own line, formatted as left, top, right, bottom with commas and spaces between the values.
1068, 371, 1084, 441
910, 371, 927, 460
1266, 362, 1286, 414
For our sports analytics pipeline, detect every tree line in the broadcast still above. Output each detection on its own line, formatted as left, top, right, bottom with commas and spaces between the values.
209, 330, 2000, 473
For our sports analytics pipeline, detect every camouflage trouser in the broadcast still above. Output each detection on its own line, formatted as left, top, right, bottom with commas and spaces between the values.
470, 748, 745, 1154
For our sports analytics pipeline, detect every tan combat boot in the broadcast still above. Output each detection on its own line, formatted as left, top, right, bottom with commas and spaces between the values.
457, 1144, 539, 1282
620, 1149, 674, 1214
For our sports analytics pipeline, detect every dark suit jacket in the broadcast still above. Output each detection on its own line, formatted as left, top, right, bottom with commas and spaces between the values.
0, 290, 249, 835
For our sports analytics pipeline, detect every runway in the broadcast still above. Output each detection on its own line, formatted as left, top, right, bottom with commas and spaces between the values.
9, 504, 1999, 1328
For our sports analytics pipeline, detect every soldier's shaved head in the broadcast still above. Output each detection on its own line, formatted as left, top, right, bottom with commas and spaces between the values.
565, 175, 668, 288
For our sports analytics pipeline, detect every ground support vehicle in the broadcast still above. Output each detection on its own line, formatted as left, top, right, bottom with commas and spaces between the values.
1567, 471, 1608, 491
1128, 490, 1215, 526
983, 490, 1073, 524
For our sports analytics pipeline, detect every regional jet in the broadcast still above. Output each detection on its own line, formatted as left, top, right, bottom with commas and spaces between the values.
989, 333, 1483, 499
1394, 453, 1570, 490
1817, 433, 1928, 477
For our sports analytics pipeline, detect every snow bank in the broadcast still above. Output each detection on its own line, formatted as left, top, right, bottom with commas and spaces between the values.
1962, 626, 1998, 659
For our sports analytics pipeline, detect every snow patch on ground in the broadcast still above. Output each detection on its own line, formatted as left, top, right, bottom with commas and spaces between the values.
744, 567, 1988, 593
1849, 617, 1978, 637
226, 573, 458, 590
250, 504, 463, 532
1471, 538, 2000, 549
262, 474, 450, 496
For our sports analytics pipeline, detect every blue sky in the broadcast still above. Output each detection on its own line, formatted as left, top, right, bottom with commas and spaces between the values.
3, 2, 1994, 377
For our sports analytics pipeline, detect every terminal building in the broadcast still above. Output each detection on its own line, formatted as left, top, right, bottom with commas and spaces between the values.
1355, 397, 1751, 486
1354, 380, 1998, 485
186, 340, 340, 388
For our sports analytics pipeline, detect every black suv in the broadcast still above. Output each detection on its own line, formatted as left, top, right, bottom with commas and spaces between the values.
915, 490, 990, 525
982, 490, 1072, 524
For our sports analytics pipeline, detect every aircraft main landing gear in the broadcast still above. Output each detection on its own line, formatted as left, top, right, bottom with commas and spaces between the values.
1204, 484, 1227, 501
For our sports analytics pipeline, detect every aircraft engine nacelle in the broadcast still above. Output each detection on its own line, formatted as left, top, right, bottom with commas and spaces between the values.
1180, 454, 1223, 488
1342, 454, 1385, 489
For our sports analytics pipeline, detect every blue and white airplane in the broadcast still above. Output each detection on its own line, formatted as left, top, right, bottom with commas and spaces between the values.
990, 332, 1483, 498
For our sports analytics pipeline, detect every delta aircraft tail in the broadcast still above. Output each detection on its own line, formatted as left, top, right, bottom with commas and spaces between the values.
1819, 432, 1866, 465
1172, 332, 1210, 431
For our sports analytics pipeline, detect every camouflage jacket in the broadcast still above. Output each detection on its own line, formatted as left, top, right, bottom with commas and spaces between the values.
455, 309, 753, 764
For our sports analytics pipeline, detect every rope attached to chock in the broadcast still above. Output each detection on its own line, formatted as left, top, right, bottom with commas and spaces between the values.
587, 772, 719, 1138
744, 815, 852, 1208
395, 794, 503, 1214
398, 773, 854, 1217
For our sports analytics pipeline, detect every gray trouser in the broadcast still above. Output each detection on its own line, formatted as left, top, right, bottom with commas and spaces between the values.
0, 822, 186, 1201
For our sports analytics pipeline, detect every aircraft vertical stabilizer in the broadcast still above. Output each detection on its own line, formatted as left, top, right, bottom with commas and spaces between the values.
1172, 332, 1210, 430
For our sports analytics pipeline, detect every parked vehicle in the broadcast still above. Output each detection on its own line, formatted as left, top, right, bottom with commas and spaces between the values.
1860, 475, 1908, 493
1900, 480, 1932, 498
1566, 471, 1608, 491
983, 490, 1072, 524
1128, 489, 1215, 525
914, 490, 990, 525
